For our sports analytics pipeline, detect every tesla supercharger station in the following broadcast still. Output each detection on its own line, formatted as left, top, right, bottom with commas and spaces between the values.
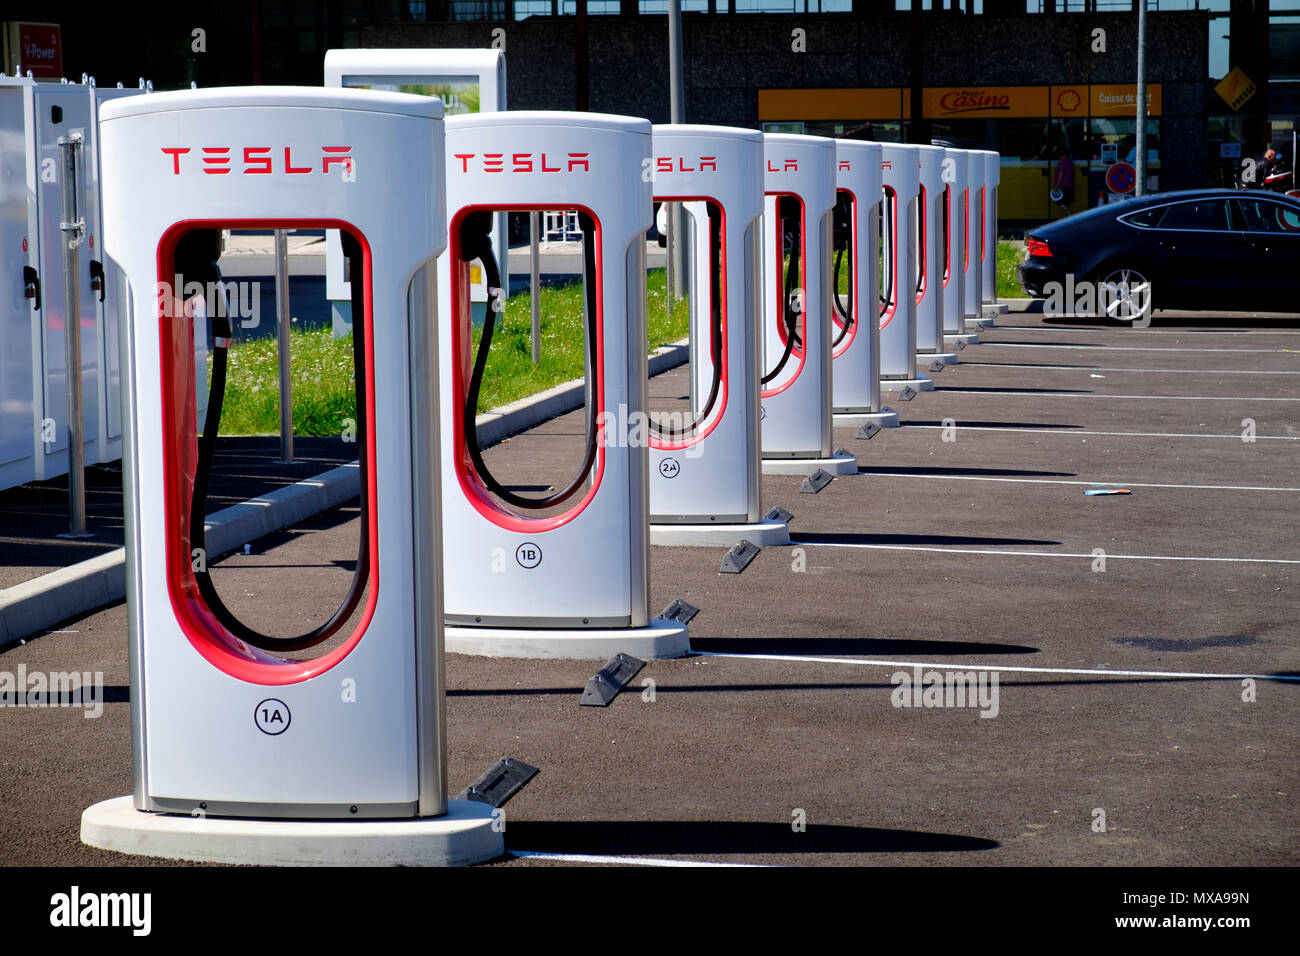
961, 149, 984, 328
942, 147, 978, 348
878, 144, 932, 393
914, 144, 956, 366
437, 112, 689, 660
981, 150, 1004, 317
828, 139, 896, 430
646, 125, 789, 548
759, 133, 856, 476
79, 88, 503, 867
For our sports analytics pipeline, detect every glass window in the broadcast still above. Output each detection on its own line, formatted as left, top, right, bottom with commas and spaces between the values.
1120, 206, 1167, 229
1157, 199, 1233, 232
1236, 198, 1300, 233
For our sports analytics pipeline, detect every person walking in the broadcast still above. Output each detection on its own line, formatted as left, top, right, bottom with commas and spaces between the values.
1053, 149, 1075, 218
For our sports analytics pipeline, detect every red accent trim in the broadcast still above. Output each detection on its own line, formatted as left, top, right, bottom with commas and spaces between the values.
646, 196, 729, 451
879, 186, 900, 331
915, 185, 928, 305
449, 204, 607, 533
283, 147, 311, 174
243, 147, 272, 175
761, 191, 807, 399
962, 191, 970, 272
979, 187, 988, 263
156, 218, 379, 686
942, 186, 952, 288
831, 188, 858, 360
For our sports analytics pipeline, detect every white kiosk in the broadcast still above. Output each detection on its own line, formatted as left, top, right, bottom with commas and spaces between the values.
437, 112, 689, 660
961, 148, 984, 328
80, 87, 502, 867
878, 144, 932, 393
981, 149, 1005, 318
647, 125, 789, 547
759, 133, 856, 476
914, 144, 955, 366
324, 48, 506, 332
829, 139, 896, 429
942, 147, 978, 348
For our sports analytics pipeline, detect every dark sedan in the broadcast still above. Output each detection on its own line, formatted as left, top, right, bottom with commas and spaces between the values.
1018, 189, 1300, 318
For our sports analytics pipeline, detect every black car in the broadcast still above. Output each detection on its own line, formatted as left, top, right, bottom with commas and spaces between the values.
1018, 189, 1300, 318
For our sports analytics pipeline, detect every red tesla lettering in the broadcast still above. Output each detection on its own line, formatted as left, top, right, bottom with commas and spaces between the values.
785, 159, 797, 171
541, 153, 561, 173
568, 153, 589, 172
700, 156, 717, 171
656, 157, 673, 173
483, 153, 504, 173
243, 147, 272, 174
161, 147, 189, 174
513, 153, 533, 173
882, 161, 893, 170
284, 147, 311, 174
202, 147, 230, 175
767, 159, 798, 172
677, 158, 694, 172
454, 153, 474, 173
839, 160, 851, 171
321, 145, 352, 173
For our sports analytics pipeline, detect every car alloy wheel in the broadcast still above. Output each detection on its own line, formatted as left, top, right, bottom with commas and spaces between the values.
1098, 266, 1153, 323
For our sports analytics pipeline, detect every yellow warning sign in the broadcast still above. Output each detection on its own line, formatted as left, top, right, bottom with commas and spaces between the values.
1215, 68, 1257, 112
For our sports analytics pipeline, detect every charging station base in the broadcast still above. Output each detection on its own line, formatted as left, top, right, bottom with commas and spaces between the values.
761, 452, 858, 477
881, 374, 935, 393
650, 518, 790, 548
80, 796, 504, 867
834, 410, 900, 429
982, 303, 1008, 316
446, 617, 690, 660
945, 333, 980, 347
919, 351, 960, 365
973, 316, 995, 328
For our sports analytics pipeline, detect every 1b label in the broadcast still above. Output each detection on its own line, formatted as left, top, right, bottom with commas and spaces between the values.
516, 542, 542, 569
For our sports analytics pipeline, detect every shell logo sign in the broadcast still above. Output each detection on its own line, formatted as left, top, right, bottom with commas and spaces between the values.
1055, 89, 1083, 113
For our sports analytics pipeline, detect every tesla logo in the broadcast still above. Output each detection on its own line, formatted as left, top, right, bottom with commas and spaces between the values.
161, 146, 352, 175
882, 161, 893, 170
655, 156, 718, 173
767, 159, 798, 172
454, 152, 590, 173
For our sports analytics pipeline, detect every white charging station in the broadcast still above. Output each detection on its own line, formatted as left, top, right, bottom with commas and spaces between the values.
981, 149, 1005, 318
828, 139, 895, 430
878, 143, 932, 394
79, 87, 502, 867
942, 147, 978, 349
437, 111, 689, 660
324, 48, 506, 334
759, 133, 856, 477
914, 144, 956, 366
961, 149, 984, 327
646, 125, 788, 548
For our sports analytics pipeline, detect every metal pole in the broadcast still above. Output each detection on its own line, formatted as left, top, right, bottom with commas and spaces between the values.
530, 211, 541, 364
275, 229, 293, 462
1135, 0, 1147, 197
58, 131, 88, 537
668, 0, 686, 300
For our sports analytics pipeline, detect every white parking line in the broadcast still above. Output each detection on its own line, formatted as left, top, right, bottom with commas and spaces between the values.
902, 425, 1300, 441
937, 390, 1300, 401
692, 651, 1300, 683
792, 539, 1300, 565
960, 363, 1300, 375
976, 342, 1290, 353
509, 851, 764, 867
852, 473, 1300, 492
993, 324, 1300, 336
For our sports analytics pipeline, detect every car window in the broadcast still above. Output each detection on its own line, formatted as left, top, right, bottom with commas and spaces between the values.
1235, 197, 1300, 233
1156, 199, 1233, 232
1119, 206, 1166, 228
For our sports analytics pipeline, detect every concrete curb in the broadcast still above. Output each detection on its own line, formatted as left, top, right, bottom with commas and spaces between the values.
0, 339, 692, 645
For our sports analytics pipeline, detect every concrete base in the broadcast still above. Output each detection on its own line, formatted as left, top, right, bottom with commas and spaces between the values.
881, 374, 935, 393
920, 351, 960, 366
983, 302, 1009, 316
761, 452, 858, 477
651, 519, 790, 548
446, 617, 690, 660
80, 796, 504, 867
974, 317, 994, 328
945, 333, 980, 347
834, 409, 901, 429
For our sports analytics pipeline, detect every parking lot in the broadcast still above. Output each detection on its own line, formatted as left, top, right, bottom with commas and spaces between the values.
2, 306, 1297, 868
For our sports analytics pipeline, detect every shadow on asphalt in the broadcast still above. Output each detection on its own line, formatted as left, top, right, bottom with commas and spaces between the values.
505, 820, 999, 855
